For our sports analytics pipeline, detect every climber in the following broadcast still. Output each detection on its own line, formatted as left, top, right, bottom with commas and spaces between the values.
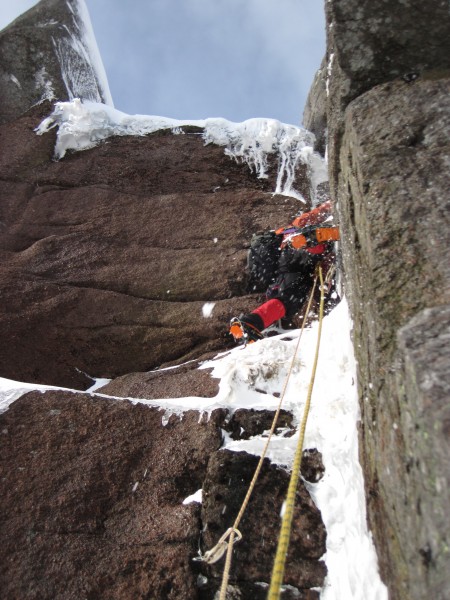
229, 201, 339, 343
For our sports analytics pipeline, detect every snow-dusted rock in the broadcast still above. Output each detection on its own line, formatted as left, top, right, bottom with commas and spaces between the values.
97, 360, 220, 400
302, 56, 327, 156
0, 0, 112, 125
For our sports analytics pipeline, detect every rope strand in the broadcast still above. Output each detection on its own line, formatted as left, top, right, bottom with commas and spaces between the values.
267, 266, 325, 599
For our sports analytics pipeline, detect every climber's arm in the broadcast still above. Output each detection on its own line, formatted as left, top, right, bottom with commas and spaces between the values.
292, 201, 332, 228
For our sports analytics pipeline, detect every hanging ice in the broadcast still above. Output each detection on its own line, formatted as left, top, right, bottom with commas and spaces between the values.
36, 99, 327, 202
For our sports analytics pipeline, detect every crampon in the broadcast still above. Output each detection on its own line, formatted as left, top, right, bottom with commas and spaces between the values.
229, 317, 264, 344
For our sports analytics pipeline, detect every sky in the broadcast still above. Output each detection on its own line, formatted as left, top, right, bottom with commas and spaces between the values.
0, 0, 326, 126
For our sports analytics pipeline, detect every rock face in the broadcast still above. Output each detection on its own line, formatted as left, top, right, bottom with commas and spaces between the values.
304, 1, 450, 598
302, 56, 327, 156
0, 390, 224, 600
97, 360, 221, 400
0, 0, 112, 125
318, 0, 450, 179
339, 78, 450, 599
0, 389, 327, 599
0, 100, 304, 389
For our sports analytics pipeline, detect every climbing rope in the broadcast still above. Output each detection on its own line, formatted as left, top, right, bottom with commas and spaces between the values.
267, 266, 325, 599
200, 273, 319, 600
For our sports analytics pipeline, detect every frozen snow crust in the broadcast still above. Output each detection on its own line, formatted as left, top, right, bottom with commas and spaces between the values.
0, 299, 387, 600
36, 99, 328, 200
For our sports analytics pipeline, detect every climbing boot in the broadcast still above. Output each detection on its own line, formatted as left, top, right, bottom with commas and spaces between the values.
229, 316, 264, 343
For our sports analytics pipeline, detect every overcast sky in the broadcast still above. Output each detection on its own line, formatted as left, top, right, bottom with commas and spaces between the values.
0, 0, 325, 126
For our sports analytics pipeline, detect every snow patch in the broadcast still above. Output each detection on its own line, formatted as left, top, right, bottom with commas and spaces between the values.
73, 0, 113, 106
0, 377, 73, 414
46, 0, 113, 106
202, 302, 215, 318
326, 53, 334, 97
35, 66, 56, 101
36, 19, 59, 27
183, 489, 203, 505
10, 74, 21, 88
203, 300, 388, 600
85, 377, 111, 392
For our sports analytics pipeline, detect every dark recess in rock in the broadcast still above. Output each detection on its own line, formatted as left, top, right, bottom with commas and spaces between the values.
301, 448, 325, 484
224, 407, 294, 440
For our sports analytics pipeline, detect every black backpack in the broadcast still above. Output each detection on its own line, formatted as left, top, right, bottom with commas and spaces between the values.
247, 230, 283, 292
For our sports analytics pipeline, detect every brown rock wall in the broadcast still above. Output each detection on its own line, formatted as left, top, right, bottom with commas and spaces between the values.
0, 390, 225, 599
0, 102, 304, 388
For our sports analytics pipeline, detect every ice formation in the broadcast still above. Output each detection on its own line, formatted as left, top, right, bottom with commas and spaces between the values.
36, 98, 327, 201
